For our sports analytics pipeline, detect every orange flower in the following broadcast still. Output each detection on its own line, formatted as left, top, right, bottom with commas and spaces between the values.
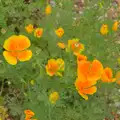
115, 71, 120, 85
24, 110, 35, 119
77, 60, 103, 82
100, 24, 108, 35
34, 28, 43, 38
75, 78, 97, 100
45, 5, 52, 15
46, 59, 59, 76
46, 58, 65, 77
55, 28, 64, 38
76, 59, 103, 100
57, 42, 65, 49
3, 35, 32, 65
67, 39, 84, 54
112, 21, 119, 31
25, 24, 34, 33
101, 67, 116, 83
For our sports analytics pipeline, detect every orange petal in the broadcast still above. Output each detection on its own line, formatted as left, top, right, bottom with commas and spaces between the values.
75, 78, 96, 90
101, 67, 115, 82
77, 54, 87, 64
46, 59, 59, 76
3, 51, 17, 65
82, 86, 97, 95
3, 35, 31, 51
17, 50, 32, 62
77, 61, 91, 78
88, 60, 103, 81
78, 91, 88, 100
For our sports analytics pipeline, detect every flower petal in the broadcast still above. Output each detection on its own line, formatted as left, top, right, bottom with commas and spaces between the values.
3, 51, 17, 65
77, 61, 91, 78
4, 35, 31, 51
88, 60, 103, 81
17, 50, 32, 62
78, 91, 88, 100
82, 86, 97, 95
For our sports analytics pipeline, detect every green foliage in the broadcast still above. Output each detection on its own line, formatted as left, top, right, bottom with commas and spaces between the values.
0, 0, 119, 120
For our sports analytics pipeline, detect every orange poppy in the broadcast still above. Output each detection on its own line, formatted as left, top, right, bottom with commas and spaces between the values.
24, 110, 35, 119
55, 28, 64, 38
77, 60, 103, 82
25, 24, 34, 33
112, 21, 119, 32
45, 5, 52, 15
115, 71, 120, 85
46, 58, 65, 77
3, 35, 32, 65
67, 39, 84, 54
76, 59, 103, 100
75, 78, 97, 100
34, 28, 43, 38
46, 59, 59, 76
101, 67, 116, 83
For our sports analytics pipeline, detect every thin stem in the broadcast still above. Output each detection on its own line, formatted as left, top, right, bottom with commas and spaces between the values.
0, 79, 4, 96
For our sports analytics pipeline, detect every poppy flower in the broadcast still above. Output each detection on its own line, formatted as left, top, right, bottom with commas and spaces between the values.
57, 42, 65, 49
24, 110, 35, 119
25, 24, 34, 33
100, 24, 108, 35
55, 27, 64, 38
45, 5, 52, 15
115, 71, 120, 85
77, 60, 103, 82
34, 28, 43, 38
67, 39, 84, 54
49, 91, 59, 104
3, 35, 32, 65
46, 59, 59, 76
75, 59, 103, 100
75, 78, 97, 100
101, 67, 116, 83
112, 21, 119, 31
46, 58, 64, 77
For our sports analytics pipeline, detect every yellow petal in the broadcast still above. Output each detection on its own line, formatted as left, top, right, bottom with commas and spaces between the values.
3, 51, 17, 65
78, 91, 88, 100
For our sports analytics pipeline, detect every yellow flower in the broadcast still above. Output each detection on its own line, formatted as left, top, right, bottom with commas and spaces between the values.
67, 39, 84, 54
100, 24, 108, 35
49, 92, 59, 104
34, 28, 43, 38
25, 24, 34, 33
46, 58, 65, 77
30, 80, 35, 85
57, 42, 65, 49
45, 5, 52, 15
3, 35, 32, 65
112, 21, 119, 31
55, 27, 64, 38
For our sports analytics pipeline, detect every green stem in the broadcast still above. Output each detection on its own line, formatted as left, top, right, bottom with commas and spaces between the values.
0, 79, 4, 96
